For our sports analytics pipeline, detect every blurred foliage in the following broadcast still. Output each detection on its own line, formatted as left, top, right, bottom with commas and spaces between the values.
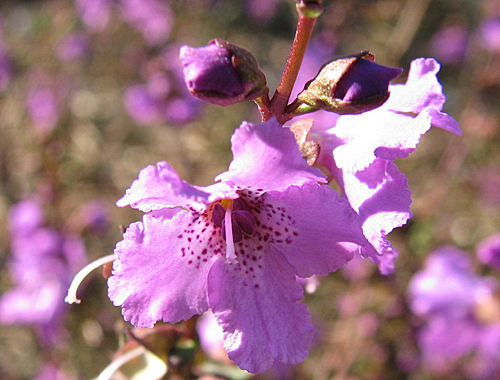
0, 0, 500, 379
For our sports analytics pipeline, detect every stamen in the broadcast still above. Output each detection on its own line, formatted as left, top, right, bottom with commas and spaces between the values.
211, 203, 225, 227
65, 254, 116, 304
233, 197, 251, 211
224, 203, 237, 263
232, 210, 256, 236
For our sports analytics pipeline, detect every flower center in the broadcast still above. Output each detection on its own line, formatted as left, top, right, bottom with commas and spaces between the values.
211, 197, 256, 263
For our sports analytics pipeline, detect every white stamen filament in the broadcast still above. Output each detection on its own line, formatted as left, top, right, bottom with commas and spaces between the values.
96, 345, 146, 380
65, 254, 116, 304
224, 203, 237, 263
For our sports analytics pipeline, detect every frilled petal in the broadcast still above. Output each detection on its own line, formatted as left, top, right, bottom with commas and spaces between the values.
207, 247, 313, 374
117, 161, 236, 212
216, 119, 326, 191
108, 209, 221, 327
386, 58, 461, 134
423, 108, 461, 135
365, 242, 398, 275
330, 106, 443, 172
387, 58, 447, 113
341, 160, 412, 273
262, 183, 372, 277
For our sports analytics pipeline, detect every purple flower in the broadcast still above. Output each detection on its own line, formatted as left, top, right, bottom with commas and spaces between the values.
0, 43, 12, 92
25, 71, 70, 134
180, 39, 268, 106
33, 363, 71, 380
479, 18, 500, 53
55, 31, 90, 62
244, 0, 281, 23
429, 25, 468, 65
0, 199, 87, 347
124, 81, 202, 126
408, 246, 500, 379
301, 58, 461, 273
124, 45, 203, 126
109, 118, 372, 373
124, 84, 163, 125
27, 87, 60, 133
119, 0, 174, 46
477, 234, 500, 270
81, 200, 110, 234
75, 0, 113, 32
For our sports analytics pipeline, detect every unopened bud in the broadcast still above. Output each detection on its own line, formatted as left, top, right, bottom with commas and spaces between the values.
180, 39, 268, 106
296, 51, 402, 115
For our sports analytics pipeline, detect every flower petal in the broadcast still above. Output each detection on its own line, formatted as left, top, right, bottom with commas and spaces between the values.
342, 160, 412, 273
108, 209, 221, 327
216, 119, 326, 191
207, 247, 313, 374
386, 58, 446, 113
262, 183, 371, 277
385, 58, 461, 135
117, 161, 235, 212
330, 106, 437, 172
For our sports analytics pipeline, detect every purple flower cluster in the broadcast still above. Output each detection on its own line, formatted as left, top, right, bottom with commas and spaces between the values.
107, 51, 461, 372
0, 199, 87, 347
408, 243, 500, 379
70, 1, 467, 370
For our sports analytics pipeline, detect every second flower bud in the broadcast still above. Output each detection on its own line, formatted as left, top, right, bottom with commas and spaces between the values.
180, 39, 268, 107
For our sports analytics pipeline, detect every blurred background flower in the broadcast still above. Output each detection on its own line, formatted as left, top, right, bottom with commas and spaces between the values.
408, 245, 500, 379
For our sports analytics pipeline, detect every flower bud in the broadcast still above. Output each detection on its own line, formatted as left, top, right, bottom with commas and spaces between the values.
296, 51, 402, 115
179, 39, 268, 106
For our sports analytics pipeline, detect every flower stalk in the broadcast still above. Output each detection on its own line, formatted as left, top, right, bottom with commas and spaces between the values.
268, 0, 324, 120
